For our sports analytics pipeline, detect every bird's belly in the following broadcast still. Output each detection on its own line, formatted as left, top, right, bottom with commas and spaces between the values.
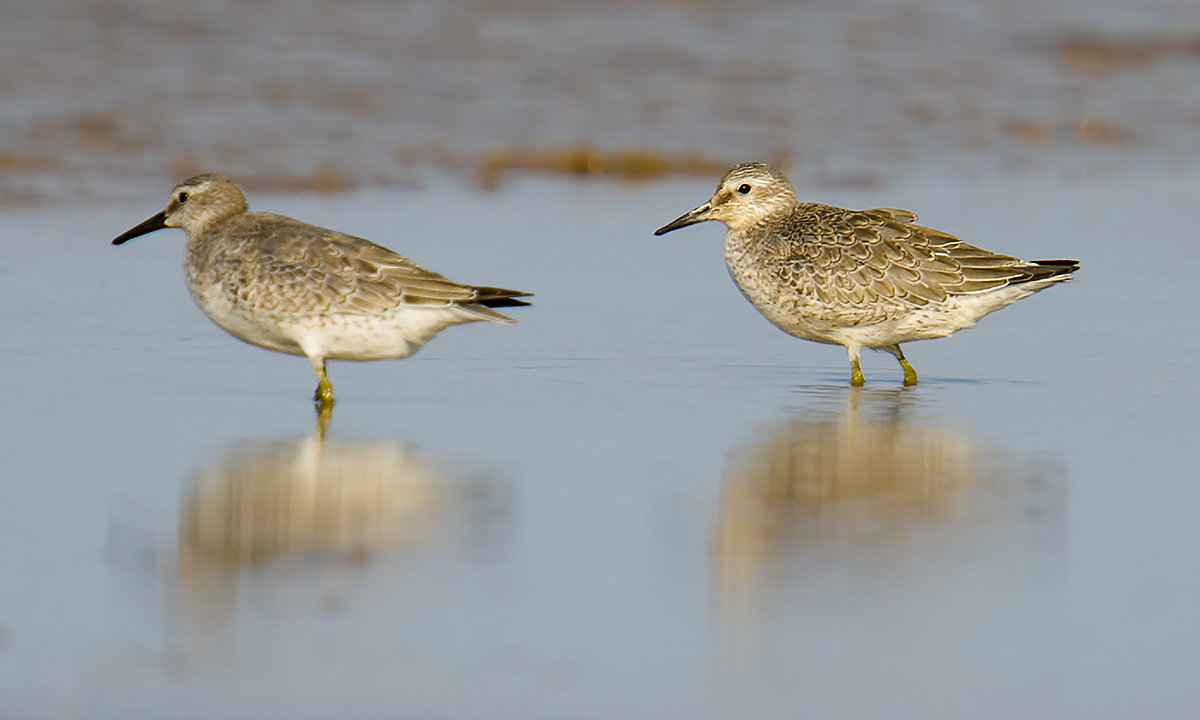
725, 260, 842, 345
751, 294, 842, 344
808, 301, 981, 349
187, 282, 306, 356
823, 286, 1042, 347
189, 279, 480, 361
726, 262, 1032, 348
305, 307, 481, 361
302, 311, 459, 361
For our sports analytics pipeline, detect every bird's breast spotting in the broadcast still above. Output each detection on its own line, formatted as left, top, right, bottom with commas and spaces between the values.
724, 231, 841, 343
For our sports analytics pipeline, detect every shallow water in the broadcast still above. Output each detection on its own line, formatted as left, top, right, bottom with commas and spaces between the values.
0, 173, 1197, 718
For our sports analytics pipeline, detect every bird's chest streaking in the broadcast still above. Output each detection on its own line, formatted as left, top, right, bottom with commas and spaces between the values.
183, 234, 471, 362
113, 172, 530, 407
723, 226, 882, 345
654, 161, 1077, 386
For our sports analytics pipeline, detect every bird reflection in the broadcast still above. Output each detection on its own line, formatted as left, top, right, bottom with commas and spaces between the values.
180, 416, 442, 567
168, 409, 509, 665
714, 387, 1063, 663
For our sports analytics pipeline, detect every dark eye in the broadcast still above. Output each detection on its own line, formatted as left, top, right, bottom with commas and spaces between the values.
178, 191, 190, 203
737, 184, 751, 195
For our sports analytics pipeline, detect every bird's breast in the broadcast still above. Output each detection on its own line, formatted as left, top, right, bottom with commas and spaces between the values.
724, 233, 835, 342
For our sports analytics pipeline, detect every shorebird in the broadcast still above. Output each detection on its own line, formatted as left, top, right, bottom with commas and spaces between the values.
113, 174, 531, 406
654, 163, 1077, 386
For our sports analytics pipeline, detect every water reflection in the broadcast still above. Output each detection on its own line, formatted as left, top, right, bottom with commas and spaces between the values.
714, 387, 1065, 662
169, 412, 511, 665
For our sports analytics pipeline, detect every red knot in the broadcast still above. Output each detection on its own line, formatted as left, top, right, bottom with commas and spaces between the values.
113, 174, 531, 407
655, 163, 1077, 386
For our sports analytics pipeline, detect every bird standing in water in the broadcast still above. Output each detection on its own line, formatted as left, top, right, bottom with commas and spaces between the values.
655, 163, 1077, 386
113, 174, 530, 407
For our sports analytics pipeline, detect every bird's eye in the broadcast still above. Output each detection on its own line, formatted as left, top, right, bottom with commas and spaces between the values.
178, 191, 190, 203
737, 184, 752, 195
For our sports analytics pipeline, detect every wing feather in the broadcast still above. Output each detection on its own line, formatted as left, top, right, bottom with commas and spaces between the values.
761, 204, 1076, 321
215, 212, 507, 315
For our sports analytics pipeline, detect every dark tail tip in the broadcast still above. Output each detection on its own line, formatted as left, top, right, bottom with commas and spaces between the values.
1033, 259, 1080, 277
479, 297, 532, 308
474, 286, 533, 309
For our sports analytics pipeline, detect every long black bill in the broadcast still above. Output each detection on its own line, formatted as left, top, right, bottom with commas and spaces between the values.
653, 203, 712, 236
112, 211, 168, 245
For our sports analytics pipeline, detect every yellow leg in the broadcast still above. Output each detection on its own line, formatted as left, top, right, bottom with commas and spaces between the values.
313, 361, 335, 407
315, 400, 333, 440
882, 344, 919, 386
851, 357, 865, 387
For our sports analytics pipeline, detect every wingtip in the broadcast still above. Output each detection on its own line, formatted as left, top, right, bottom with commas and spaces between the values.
1033, 259, 1080, 277
473, 286, 533, 309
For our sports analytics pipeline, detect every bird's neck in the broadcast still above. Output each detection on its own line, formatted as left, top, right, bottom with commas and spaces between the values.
185, 210, 242, 245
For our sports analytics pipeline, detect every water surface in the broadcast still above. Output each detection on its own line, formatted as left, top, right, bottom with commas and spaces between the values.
0, 174, 1196, 718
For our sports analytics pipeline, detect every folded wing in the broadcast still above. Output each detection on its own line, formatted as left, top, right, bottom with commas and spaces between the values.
217, 213, 530, 317
775, 205, 1076, 314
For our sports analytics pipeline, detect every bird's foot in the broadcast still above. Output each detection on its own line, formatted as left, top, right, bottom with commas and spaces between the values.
899, 358, 919, 387
315, 401, 333, 440
851, 359, 866, 387
313, 379, 335, 407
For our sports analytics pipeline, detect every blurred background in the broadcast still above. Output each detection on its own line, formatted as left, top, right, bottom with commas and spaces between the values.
2, 2, 1199, 719
3, 0, 1200, 202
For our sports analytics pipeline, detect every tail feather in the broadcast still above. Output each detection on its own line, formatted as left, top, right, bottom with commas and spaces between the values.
1028, 259, 1079, 281
473, 285, 533, 309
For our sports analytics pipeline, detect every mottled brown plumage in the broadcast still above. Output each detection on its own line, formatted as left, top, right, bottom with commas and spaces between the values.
655, 163, 1077, 385
183, 209, 528, 317
113, 174, 531, 406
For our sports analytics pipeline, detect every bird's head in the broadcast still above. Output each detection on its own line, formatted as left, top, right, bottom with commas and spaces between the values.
113, 174, 248, 245
654, 163, 799, 236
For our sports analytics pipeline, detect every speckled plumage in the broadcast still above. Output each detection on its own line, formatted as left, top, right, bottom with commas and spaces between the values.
113, 174, 530, 405
655, 163, 1077, 385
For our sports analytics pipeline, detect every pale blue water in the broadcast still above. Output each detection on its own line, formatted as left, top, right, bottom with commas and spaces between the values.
0, 173, 1196, 718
